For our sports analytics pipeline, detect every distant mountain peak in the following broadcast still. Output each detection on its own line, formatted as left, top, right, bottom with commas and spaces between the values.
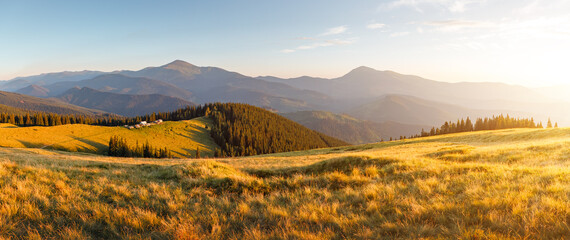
342, 66, 379, 78
161, 60, 201, 75
353, 66, 376, 72
16, 84, 50, 97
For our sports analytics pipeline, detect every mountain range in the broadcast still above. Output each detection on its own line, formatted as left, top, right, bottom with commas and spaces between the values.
1, 60, 566, 143
57, 87, 195, 117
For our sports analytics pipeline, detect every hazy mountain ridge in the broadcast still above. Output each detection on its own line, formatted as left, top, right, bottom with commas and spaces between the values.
3, 60, 568, 128
281, 110, 429, 144
0, 90, 107, 116
1, 71, 105, 92
57, 87, 196, 117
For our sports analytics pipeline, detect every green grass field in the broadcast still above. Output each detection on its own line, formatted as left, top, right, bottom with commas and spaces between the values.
1, 127, 570, 238
0, 117, 219, 158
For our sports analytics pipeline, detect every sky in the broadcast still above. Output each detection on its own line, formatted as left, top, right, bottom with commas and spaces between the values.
1, 0, 569, 87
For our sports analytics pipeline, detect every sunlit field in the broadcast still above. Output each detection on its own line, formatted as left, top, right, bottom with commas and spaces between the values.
0, 127, 568, 238
0, 117, 218, 158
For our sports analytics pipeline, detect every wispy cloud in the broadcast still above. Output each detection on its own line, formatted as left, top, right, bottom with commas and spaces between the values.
281, 26, 354, 53
367, 23, 386, 29
321, 25, 348, 36
388, 0, 485, 13
423, 20, 492, 32
390, 31, 410, 37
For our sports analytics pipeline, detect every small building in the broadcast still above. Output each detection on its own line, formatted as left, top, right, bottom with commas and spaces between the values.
140, 121, 147, 125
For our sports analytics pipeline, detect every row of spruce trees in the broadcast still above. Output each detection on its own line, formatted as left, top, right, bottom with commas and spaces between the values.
406, 115, 557, 140
108, 136, 172, 158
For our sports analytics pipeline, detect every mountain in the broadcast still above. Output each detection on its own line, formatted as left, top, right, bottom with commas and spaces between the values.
4, 60, 566, 124
121, 60, 333, 110
57, 87, 196, 117
262, 66, 548, 104
281, 111, 429, 144
348, 94, 528, 126
0, 90, 106, 115
15, 84, 50, 97
1, 70, 104, 91
30, 74, 194, 100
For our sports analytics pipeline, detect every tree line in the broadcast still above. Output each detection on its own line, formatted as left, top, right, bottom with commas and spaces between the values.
108, 136, 171, 158
408, 115, 557, 139
0, 105, 209, 127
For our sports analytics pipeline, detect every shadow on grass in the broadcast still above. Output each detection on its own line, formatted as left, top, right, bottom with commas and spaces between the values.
71, 136, 108, 154
16, 140, 43, 148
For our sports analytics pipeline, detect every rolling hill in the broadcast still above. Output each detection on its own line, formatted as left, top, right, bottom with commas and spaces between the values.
282, 110, 429, 144
0, 127, 568, 238
0, 90, 107, 116
0, 117, 218, 158
57, 87, 196, 116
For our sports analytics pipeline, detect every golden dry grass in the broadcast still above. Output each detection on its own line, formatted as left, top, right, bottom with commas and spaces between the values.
0, 117, 219, 158
0, 127, 570, 239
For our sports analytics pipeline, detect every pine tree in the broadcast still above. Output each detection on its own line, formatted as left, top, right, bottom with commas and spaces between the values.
547, 118, 553, 128
196, 147, 201, 158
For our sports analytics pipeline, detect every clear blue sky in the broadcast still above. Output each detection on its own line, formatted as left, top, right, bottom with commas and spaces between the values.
1, 0, 569, 87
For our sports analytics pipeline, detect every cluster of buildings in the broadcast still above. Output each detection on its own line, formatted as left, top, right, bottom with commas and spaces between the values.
124, 119, 163, 129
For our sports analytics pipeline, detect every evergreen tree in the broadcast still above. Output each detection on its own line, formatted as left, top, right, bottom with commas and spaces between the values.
547, 118, 552, 128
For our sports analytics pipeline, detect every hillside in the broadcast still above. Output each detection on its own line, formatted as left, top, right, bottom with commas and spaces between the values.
0, 90, 107, 116
0, 127, 569, 238
0, 104, 37, 115
0, 117, 218, 158
208, 103, 349, 156
57, 87, 195, 116
30, 74, 194, 100
282, 110, 428, 144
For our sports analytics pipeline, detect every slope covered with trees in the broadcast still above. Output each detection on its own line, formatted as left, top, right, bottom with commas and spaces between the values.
208, 103, 349, 157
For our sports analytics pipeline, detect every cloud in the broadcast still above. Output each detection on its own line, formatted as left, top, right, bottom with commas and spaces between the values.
423, 20, 492, 32
390, 31, 410, 37
281, 26, 355, 53
297, 39, 355, 50
280, 38, 356, 53
321, 25, 348, 36
388, 0, 485, 13
367, 23, 386, 29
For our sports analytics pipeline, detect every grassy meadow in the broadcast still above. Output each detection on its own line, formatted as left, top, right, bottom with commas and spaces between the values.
1, 127, 570, 238
0, 117, 218, 158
